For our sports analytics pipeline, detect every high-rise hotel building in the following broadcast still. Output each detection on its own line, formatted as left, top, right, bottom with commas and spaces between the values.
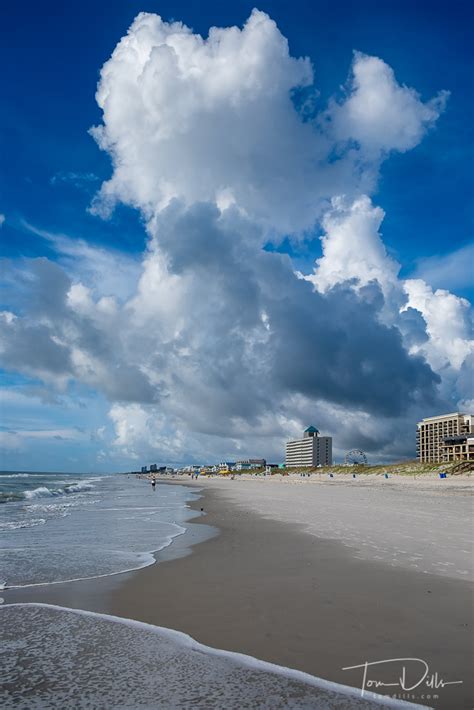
285, 426, 333, 467
417, 412, 473, 463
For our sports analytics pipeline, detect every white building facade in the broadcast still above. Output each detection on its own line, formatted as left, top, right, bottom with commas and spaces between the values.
285, 426, 332, 467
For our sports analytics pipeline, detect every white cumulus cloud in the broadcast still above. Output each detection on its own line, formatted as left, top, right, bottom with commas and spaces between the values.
307, 194, 472, 383
89, 10, 447, 237
307, 195, 400, 301
402, 280, 473, 372
327, 52, 449, 156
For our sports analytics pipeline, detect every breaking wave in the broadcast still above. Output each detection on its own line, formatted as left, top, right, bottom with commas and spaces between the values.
1, 480, 95, 504
0, 518, 46, 531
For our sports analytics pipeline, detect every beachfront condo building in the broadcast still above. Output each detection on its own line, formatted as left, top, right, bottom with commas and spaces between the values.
416, 412, 474, 463
285, 426, 332, 467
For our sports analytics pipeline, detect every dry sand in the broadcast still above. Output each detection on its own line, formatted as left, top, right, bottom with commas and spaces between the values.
169, 474, 473, 581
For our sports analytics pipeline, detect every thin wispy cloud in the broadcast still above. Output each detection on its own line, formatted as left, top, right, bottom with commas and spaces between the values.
413, 243, 474, 292
21, 220, 142, 301
50, 171, 99, 190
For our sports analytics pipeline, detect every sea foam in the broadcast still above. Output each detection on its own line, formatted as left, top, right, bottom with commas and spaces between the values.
0, 604, 425, 709
0, 518, 46, 531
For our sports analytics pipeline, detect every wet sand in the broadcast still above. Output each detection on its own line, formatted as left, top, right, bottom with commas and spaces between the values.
109, 484, 473, 709
5, 481, 473, 709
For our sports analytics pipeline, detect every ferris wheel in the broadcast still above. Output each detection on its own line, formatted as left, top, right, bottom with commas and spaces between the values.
344, 449, 368, 466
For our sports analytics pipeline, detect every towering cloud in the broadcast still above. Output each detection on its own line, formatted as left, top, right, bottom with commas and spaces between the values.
1, 9, 470, 464
89, 10, 446, 236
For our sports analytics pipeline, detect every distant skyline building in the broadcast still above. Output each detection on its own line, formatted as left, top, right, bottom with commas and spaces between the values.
417, 412, 473, 463
285, 426, 332, 467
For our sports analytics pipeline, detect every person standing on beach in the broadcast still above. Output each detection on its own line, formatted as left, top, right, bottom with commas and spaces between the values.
151, 478, 156, 490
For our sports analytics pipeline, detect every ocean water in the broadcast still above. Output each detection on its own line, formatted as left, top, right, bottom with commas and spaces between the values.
0, 471, 203, 588
0, 604, 411, 709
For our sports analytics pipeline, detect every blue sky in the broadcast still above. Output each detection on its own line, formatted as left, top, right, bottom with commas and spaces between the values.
0, 1, 472, 471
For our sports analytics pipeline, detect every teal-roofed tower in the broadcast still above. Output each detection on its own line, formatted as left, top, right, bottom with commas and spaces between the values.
286, 426, 332, 467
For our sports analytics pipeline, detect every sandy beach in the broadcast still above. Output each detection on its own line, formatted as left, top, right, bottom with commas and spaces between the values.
171, 473, 473, 581
6, 475, 473, 709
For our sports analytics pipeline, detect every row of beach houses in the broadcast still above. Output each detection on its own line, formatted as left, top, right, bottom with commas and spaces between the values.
140, 426, 334, 475
138, 412, 474, 477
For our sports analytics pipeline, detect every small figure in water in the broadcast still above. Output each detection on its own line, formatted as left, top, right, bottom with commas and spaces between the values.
151, 478, 156, 490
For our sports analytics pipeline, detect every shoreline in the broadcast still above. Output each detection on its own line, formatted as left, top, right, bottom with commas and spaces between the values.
4, 480, 473, 709
111, 483, 473, 709
152, 474, 473, 582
